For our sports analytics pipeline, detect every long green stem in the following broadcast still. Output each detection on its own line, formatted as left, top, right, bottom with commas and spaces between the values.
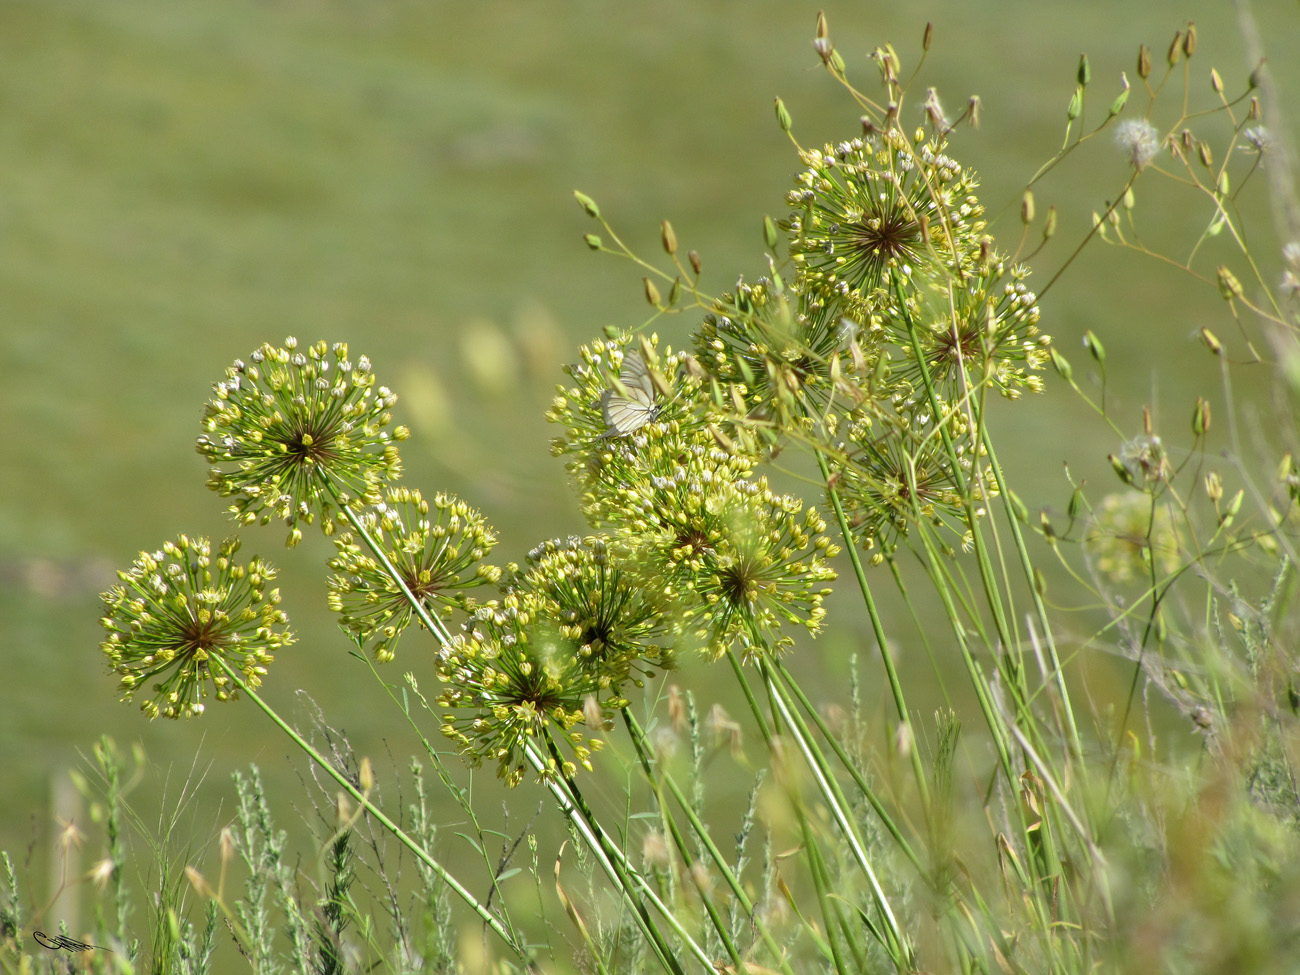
524, 739, 705, 975
620, 710, 796, 975
815, 447, 932, 809
770, 658, 923, 876
729, 651, 914, 971
211, 658, 534, 968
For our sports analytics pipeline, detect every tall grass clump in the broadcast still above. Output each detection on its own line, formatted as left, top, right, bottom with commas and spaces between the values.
5, 12, 1300, 975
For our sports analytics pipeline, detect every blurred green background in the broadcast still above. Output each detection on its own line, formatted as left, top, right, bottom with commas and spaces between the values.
2, 0, 1296, 959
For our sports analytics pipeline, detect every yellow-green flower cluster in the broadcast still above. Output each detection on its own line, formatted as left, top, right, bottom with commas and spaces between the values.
513, 535, 675, 679
784, 131, 987, 330
434, 536, 674, 784
1085, 492, 1181, 585
694, 275, 851, 428
837, 411, 996, 561
877, 259, 1049, 403
547, 334, 838, 657
546, 334, 710, 481
197, 338, 409, 547
326, 487, 501, 662
435, 590, 623, 786
99, 535, 293, 719
599, 445, 839, 658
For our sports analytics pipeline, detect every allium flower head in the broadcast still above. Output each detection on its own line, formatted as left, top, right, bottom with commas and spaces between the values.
326, 487, 501, 662
1114, 119, 1162, 170
546, 333, 727, 511
837, 413, 994, 561
1085, 492, 1180, 584
512, 535, 676, 681
547, 334, 703, 451
695, 274, 859, 429
882, 259, 1049, 400
435, 591, 623, 786
99, 535, 293, 719
784, 130, 986, 329
197, 339, 409, 546
600, 445, 838, 657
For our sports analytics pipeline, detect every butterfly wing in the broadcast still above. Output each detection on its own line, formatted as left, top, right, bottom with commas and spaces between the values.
601, 352, 658, 436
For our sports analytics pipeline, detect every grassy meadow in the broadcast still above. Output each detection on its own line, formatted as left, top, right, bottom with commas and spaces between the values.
2, 1, 1300, 972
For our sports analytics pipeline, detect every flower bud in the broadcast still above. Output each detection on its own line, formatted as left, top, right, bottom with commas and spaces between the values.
1216, 265, 1243, 301
1109, 453, 1136, 487
1137, 44, 1152, 79
643, 277, 661, 306
1109, 82, 1130, 118
1078, 53, 1091, 86
1021, 189, 1036, 225
661, 219, 677, 256
573, 190, 600, 219
1192, 396, 1211, 436
1067, 484, 1084, 522
1050, 347, 1073, 380
774, 96, 792, 132
1084, 330, 1106, 363
1204, 471, 1223, 503
1043, 205, 1058, 240
1221, 488, 1244, 527
1183, 22, 1197, 57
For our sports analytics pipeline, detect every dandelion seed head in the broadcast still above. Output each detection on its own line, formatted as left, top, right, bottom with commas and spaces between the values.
1114, 119, 1161, 170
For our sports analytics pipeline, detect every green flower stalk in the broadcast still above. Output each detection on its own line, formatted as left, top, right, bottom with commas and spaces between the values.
784, 131, 987, 330
435, 591, 626, 786
99, 535, 293, 719
326, 487, 501, 662
197, 339, 409, 546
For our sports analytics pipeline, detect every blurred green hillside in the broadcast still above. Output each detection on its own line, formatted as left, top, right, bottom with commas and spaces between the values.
1, 0, 1296, 961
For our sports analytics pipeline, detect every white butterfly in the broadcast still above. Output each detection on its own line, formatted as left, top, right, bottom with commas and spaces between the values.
601, 351, 659, 437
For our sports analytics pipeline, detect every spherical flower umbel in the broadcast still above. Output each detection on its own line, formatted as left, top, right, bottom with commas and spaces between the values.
1085, 492, 1181, 585
881, 259, 1049, 401
435, 591, 623, 786
512, 535, 676, 683
99, 535, 294, 719
599, 444, 839, 658
546, 333, 706, 455
784, 130, 987, 330
837, 411, 994, 561
694, 274, 851, 429
326, 487, 501, 662
197, 339, 409, 547
546, 333, 729, 515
